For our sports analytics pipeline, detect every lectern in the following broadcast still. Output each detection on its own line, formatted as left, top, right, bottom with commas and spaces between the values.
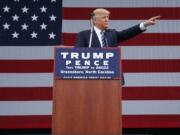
52, 47, 122, 135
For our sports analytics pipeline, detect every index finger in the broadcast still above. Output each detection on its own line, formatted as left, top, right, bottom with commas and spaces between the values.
152, 15, 161, 19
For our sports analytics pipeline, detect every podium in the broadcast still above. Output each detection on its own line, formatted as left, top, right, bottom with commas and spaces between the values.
52, 47, 122, 135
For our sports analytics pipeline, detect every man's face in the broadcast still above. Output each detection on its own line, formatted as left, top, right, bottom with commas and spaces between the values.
94, 12, 110, 30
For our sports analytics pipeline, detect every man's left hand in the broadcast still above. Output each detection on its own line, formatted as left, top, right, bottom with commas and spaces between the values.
143, 16, 161, 27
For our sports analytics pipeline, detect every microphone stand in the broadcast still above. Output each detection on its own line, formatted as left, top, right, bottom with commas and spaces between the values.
88, 18, 94, 48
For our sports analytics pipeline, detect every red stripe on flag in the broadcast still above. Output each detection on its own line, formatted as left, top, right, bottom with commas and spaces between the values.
1, 87, 179, 101
123, 115, 180, 128
1, 115, 180, 129
1, 58, 180, 74
123, 60, 180, 72
0, 87, 52, 101
63, 8, 180, 20
0, 116, 51, 129
122, 87, 180, 100
62, 33, 180, 46
0, 60, 53, 73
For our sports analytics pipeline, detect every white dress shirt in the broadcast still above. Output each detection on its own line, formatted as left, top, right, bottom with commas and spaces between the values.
94, 26, 104, 48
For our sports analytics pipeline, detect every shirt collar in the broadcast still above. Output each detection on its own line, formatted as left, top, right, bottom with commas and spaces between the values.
94, 26, 102, 35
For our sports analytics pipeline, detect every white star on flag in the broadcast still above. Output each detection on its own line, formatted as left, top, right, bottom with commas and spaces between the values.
22, 6, 29, 13
21, 23, 29, 30
30, 31, 38, 38
12, 14, 19, 21
31, 14, 38, 21
40, 6, 47, 13
12, 31, 19, 38
49, 14, 56, 21
3, 22, 10, 30
40, 23, 47, 30
3, 6, 10, 12
49, 32, 56, 39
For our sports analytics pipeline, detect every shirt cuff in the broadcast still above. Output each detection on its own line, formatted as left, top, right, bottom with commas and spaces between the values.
139, 22, 147, 31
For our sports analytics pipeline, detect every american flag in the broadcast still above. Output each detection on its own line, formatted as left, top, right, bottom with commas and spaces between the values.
0, 0, 180, 129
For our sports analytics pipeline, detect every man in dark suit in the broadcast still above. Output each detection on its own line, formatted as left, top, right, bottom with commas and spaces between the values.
76, 8, 160, 48
75, 8, 160, 84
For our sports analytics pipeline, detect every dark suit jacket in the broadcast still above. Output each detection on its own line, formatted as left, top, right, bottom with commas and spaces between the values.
76, 24, 144, 48
75, 24, 145, 85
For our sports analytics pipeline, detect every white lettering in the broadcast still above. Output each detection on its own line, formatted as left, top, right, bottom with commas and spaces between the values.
106, 53, 114, 59
75, 60, 81, 65
61, 52, 69, 59
94, 60, 99, 66
103, 60, 109, 65
82, 53, 90, 59
93, 53, 103, 59
66, 60, 71, 65
60, 52, 114, 60
71, 52, 79, 59
84, 60, 90, 65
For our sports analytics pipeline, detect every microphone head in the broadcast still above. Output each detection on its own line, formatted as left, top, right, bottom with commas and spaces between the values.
90, 12, 95, 18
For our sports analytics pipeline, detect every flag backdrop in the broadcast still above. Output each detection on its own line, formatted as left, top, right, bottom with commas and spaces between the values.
0, 0, 180, 129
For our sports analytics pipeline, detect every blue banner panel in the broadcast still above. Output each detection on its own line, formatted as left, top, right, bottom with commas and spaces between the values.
55, 47, 120, 79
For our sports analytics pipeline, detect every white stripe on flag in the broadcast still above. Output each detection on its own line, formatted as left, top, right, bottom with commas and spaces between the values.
124, 73, 180, 86
63, 0, 180, 7
1, 73, 180, 88
0, 101, 52, 116
1, 46, 180, 60
1, 100, 180, 115
0, 73, 53, 87
123, 100, 180, 114
62, 20, 180, 33
0, 46, 54, 60
122, 46, 180, 60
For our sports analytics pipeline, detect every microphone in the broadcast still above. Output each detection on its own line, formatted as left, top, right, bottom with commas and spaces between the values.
88, 12, 95, 48
90, 12, 95, 18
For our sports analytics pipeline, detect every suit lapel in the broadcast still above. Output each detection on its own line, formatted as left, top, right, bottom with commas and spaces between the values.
105, 30, 111, 47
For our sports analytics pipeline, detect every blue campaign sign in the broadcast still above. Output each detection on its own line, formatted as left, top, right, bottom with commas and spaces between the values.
54, 47, 121, 79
